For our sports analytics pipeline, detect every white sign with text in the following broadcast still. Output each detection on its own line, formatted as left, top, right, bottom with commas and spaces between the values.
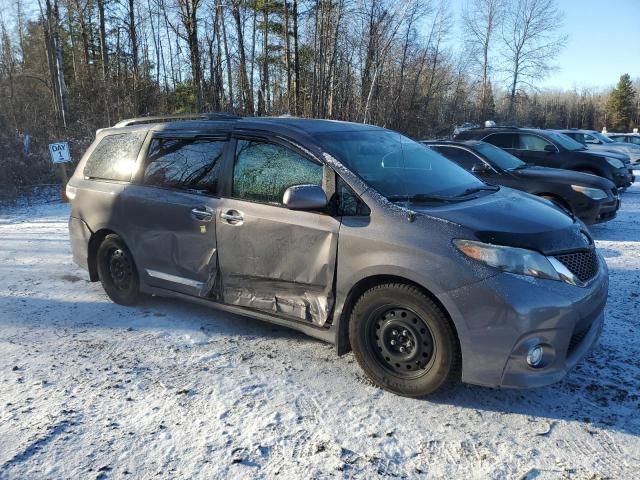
49, 142, 71, 164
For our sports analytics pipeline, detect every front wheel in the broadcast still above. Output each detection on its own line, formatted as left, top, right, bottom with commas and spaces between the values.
349, 283, 460, 397
96, 234, 140, 305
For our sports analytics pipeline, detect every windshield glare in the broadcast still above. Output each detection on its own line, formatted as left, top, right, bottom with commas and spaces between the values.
474, 142, 524, 170
314, 130, 486, 199
547, 131, 585, 151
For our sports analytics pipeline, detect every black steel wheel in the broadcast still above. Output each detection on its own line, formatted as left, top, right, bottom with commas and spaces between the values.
97, 234, 140, 305
373, 307, 435, 378
349, 283, 460, 397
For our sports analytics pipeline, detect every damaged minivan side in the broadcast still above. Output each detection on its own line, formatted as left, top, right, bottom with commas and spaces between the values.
67, 115, 608, 397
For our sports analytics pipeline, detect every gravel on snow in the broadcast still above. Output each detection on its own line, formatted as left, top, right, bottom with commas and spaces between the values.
1, 183, 640, 479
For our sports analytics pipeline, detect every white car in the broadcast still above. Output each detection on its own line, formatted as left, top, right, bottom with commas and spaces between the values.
607, 133, 640, 149
558, 129, 640, 165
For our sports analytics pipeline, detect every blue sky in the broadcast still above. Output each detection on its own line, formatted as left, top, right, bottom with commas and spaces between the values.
448, 0, 640, 90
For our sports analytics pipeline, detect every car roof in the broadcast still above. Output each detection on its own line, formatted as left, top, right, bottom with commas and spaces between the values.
103, 114, 381, 137
457, 126, 549, 137
554, 128, 598, 134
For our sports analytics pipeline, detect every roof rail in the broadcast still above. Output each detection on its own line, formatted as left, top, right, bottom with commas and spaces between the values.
113, 112, 242, 128
465, 124, 519, 131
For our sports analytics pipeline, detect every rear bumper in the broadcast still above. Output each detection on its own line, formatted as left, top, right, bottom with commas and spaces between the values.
439, 254, 608, 389
68, 216, 92, 271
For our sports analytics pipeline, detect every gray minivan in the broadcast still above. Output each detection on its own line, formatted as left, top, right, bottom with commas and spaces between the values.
67, 114, 608, 397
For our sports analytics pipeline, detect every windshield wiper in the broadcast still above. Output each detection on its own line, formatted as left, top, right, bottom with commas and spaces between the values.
386, 193, 461, 203
454, 185, 500, 197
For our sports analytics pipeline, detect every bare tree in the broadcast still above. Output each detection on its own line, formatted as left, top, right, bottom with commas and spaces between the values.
500, 0, 567, 119
175, 0, 204, 111
462, 0, 504, 121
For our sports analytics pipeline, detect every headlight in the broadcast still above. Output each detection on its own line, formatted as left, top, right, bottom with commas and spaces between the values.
605, 157, 624, 168
571, 185, 608, 200
453, 239, 560, 281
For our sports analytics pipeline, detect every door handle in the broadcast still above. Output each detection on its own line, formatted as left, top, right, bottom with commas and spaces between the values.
220, 210, 244, 223
191, 207, 213, 222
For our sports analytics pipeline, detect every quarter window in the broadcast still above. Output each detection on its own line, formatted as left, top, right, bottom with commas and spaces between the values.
84, 133, 145, 182
143, 137, 226, 193
336, 176, 370, 216
232, 139, 323, 205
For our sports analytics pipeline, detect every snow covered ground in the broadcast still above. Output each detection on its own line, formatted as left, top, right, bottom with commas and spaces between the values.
1, 183, 639, 479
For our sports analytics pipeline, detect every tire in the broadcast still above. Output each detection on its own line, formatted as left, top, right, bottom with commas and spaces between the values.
96, 234, 140, 305
349, 283, 460, 397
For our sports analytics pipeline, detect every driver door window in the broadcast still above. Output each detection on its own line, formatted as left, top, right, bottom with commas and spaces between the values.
232, 140, 323, 205
518, 134, 553, 152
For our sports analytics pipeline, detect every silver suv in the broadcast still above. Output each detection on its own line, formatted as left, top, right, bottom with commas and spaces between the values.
67, 114, 608, 396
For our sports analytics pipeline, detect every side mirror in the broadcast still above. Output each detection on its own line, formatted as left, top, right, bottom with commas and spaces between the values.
544, 144, 556, 153
282, 184, 328, 211
471, 162, 490, 173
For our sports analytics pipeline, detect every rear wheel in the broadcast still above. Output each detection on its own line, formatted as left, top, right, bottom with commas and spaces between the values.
97, 234, 140, 305
349, 283, 459, 397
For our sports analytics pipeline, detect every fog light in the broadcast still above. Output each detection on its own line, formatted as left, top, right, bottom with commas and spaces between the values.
526, 345, 544, 368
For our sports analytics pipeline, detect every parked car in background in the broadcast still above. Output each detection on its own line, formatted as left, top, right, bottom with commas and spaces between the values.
67, 114, 608, 397
424, 140, 620, 225
607, 133, 640, 149
557, 129, 640, 165
454, 126, 634, 189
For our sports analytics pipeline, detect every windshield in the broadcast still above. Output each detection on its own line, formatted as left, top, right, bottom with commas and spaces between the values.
591, 131, 614, 143
546, 131, 585, 151
314, 130, 486, 199
474, 142, 525, 170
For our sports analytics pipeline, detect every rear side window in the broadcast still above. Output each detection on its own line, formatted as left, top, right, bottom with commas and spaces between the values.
84, 133, 145, 181
432, 146, 479, 170
143, 138, 226, 193
484, 133, 516, 149
233, 139, 323, 205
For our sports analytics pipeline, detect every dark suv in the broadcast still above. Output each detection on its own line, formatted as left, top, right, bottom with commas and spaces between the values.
454, 127, 633, 189
425, 140, 620, 224
67, 114, 608, 396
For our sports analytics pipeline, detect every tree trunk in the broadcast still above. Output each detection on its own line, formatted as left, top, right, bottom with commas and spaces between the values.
232, 2, 253, 114
292, 0, 300, 115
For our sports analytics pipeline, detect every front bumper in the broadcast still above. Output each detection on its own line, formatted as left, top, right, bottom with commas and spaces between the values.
613, 167, 633, 188
439, 254, 608, 388
575, 194, 619, 225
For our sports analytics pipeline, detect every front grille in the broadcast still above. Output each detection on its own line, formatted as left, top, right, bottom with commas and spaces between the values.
554, 250, 598, 282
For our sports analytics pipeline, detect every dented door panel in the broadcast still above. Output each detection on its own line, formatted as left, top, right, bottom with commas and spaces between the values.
117, 185, 221, 297
215, 198, 339, 326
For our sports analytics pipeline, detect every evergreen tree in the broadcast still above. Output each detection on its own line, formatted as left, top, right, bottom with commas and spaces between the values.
606, 73, 636, 131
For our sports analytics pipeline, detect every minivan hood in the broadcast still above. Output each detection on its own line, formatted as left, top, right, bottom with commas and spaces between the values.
411, 187, 591, 255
